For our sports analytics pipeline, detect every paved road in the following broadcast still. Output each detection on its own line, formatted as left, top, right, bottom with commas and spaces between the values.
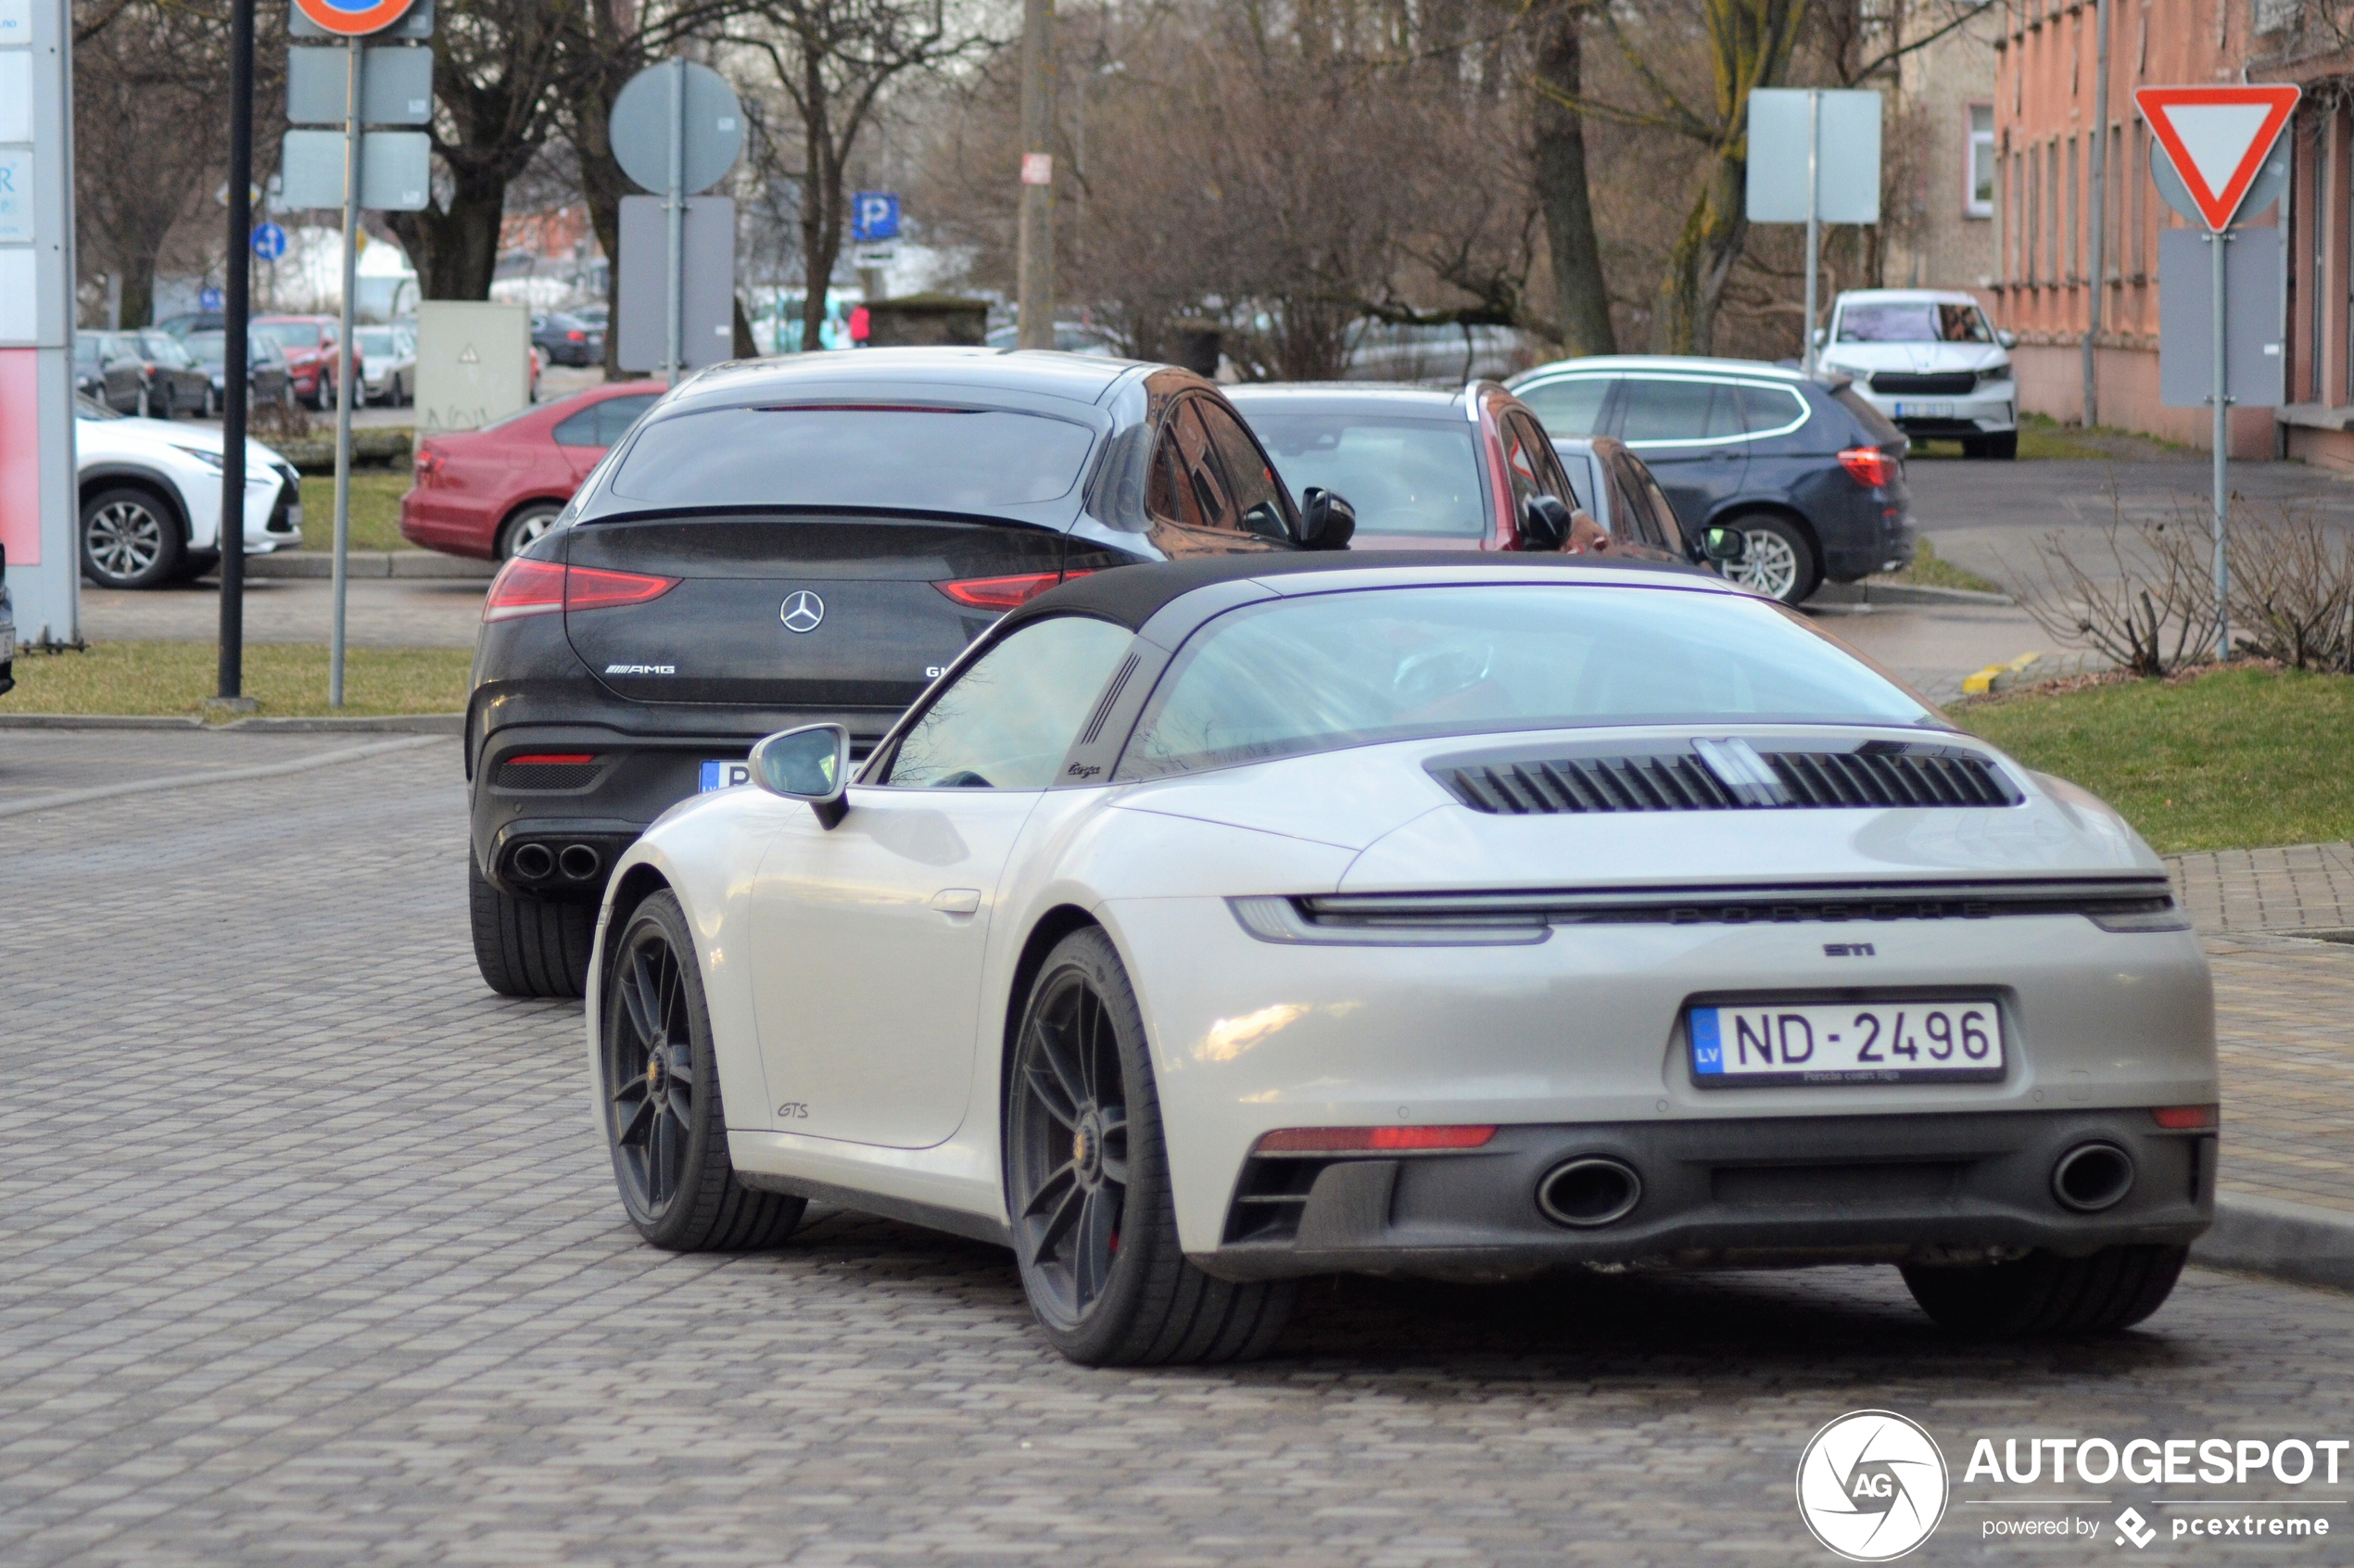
1908, 455, 2354, 592
4, 734, 2352, 1565
80, 575, 487, 650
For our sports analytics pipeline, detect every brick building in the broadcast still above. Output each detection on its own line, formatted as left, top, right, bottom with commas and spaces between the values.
1991, 0, 2281, 455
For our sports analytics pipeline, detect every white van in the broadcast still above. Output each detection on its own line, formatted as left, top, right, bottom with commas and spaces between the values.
1816, 289, 2019, 459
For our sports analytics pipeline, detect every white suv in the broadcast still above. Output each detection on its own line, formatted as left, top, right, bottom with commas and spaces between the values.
1816, 289, 2019, 459
76, 395, 303, 588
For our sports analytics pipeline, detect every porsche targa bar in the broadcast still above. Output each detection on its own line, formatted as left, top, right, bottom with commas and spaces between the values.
588, 554, 2216, 1365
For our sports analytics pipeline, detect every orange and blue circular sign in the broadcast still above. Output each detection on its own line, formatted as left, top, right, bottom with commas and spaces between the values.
292, 0, 412, 36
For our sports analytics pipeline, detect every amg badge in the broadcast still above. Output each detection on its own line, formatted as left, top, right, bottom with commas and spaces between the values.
605, 664, 676, 676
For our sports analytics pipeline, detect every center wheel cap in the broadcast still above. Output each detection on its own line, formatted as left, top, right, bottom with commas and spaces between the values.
1072, 1109, 1103, 1184
646, 1054, 664, 1094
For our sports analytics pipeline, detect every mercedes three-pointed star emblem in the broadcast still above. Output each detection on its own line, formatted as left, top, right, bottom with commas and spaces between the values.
779, 589, 826, 633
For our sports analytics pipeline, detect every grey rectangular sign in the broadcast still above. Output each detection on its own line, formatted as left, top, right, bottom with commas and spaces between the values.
287, 44, 433, 127
616, 195, 736, 373
1747, 88, 1882, 225
277, 127, 430, 210
2159, 225, 2284, 408
290, 0, 432, 40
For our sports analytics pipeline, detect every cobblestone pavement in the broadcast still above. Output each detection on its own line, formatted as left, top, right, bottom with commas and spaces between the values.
6, 738, 2354, 1567
2172, 843, 2354, 938
2164, 843, 2354, 1218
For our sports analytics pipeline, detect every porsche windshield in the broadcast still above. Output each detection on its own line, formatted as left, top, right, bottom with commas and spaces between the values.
1118, 583, 1936, 778
606, 405, 1098, 512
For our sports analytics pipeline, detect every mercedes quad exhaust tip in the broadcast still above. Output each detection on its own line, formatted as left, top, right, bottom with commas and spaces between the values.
2052, 1141, 2136, 1213
1537, 1157, 1643, 1229
510, 842, 556, 881
558, 843, 602, 881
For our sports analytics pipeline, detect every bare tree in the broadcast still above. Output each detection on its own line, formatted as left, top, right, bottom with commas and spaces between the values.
730, 0, 994, 354
384, 0, 570, 300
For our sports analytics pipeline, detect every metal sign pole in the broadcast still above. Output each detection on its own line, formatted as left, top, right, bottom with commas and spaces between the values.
329, 32, 361, 707
664, 57, 684, 385
1803, 89, 1820, 375
2209, 228, 2231, 662
217, 0, 256, 704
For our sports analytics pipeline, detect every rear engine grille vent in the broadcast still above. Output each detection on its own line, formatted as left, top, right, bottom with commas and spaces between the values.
498, 758, 601, 790
1871, 371, 1978, 396
1436, 742, 2020, 816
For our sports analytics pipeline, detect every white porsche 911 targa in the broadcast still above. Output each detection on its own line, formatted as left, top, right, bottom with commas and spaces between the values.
588, 554, 2216, 1365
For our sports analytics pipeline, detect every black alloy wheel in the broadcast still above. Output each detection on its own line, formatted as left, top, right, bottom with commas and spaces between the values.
1900, 1244, 2188, 1336
600, 890, 804, 1251
1006, 929, 1293, 1365
1011, 959, 1133, 1328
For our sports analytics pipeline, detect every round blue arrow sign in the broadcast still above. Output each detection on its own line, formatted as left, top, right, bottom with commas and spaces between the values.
252, 222, 289, 260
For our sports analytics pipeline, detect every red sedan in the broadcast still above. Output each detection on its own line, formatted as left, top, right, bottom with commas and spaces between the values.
255, 315, 361, 410
399, 381, 664, 560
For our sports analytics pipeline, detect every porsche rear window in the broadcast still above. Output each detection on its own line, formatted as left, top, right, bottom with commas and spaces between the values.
606, 405, 1098, 512
1117, 584, 1934, 779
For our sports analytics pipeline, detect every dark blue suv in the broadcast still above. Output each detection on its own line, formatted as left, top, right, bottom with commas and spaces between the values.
1507, 356, 1915, 603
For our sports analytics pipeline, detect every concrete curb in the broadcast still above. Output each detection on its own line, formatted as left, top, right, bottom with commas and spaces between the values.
0, 713, 463, 733
0, 734, 445, 820
239, 551, 497, 580
2194, 1193, 2354, 1292
1814, 580, 2017, 608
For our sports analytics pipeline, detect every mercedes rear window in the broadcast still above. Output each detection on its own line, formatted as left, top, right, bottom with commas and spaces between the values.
607, 405, 1098, 512
1117, 584, 1933, 779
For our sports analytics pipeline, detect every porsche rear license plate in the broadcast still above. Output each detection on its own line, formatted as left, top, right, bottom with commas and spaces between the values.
699, 759, 752, 791
1689, 1002, 2003, 1086
1895, 400, 1955, 418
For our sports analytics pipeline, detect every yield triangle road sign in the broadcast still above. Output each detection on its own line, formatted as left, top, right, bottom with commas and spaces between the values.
2137, 84, 2300, 231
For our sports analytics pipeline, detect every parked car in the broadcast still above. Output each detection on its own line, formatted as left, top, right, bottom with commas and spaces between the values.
357, 324, 416, 405
982, 321, 1119, 356
1227, 382, 1708, 567
462, 348, 1354, 999
588, 550, 2215, 1361
532, 310, 605, 368
1816, 288, 2019, 459
400, 381, 666, 562
181, 328, 295, 415
0, 537, 14, 698
1507, 355, 1915, 605
254, 315, 360, 410
83, 330, 213, 419
154, 310, 225, 339
1340, 321, 1537, 385
75, 394, 303, 588
1550, 435, 1703, 560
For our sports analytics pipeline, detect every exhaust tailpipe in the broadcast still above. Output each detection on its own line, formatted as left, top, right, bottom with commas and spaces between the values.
510, 842, 555, 881
559, 843, 602, 881
2052, 1142, 2135, 1212
1537, 1156, 1643, 1229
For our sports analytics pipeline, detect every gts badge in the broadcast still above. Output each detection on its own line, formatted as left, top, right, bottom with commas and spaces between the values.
1823, 942, 1876, 957
605, 664, 676, 676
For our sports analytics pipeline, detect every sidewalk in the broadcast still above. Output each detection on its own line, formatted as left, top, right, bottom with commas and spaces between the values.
2166, 841, 2354, 1288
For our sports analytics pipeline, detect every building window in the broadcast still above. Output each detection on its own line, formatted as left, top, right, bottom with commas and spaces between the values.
1968, 105, 1995, 218
2067, 134, 2081, 282
2131, 119, 2147, 278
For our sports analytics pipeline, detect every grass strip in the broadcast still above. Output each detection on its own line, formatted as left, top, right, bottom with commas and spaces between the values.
6, 641, 469, 719
1874, 536, 2004, 595
1959, 666, 2354, 854
298, 470, 416, 553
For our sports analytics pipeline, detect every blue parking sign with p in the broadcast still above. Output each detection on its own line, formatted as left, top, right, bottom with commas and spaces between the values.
852, 192, 900, 243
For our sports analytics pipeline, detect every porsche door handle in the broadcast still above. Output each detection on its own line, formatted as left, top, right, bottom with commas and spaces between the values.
930, 889, 981, 916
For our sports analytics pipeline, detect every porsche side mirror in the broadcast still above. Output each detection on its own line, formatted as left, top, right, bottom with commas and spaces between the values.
751, 722, 851, 828
1298, 487, 1356, 550
1520, 494, 1573, 550
1995, 328, 2019, 349
1701, 525, 1747, 564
